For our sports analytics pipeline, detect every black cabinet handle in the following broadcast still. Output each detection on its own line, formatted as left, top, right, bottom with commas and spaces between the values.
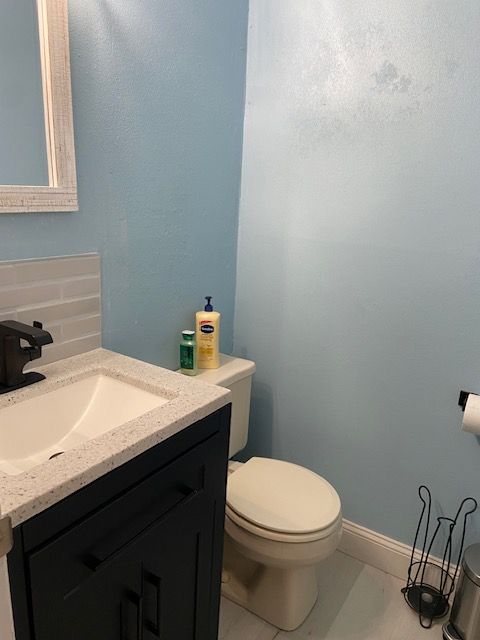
122, 590, 143, 640
85, 485, 198, 573
144, 571, 161, 638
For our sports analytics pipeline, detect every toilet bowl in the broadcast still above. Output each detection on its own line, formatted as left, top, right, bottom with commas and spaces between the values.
194, 356, 342, 631
222, 457, 342, 630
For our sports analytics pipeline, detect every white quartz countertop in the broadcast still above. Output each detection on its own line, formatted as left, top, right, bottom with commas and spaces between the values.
0, 349, 231, 527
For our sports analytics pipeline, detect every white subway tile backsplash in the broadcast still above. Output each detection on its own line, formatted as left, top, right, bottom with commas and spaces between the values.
0, 311, 17, 323
62, 276, 100, 299
0, 283, 62, 311
17, 297, 101, 324
15, 254, 100, 284
43, 323, 63, 343
0, 254, 101, 367
62, 315, 101, 341
0, 266, 14, 286
26, 335, 102, 368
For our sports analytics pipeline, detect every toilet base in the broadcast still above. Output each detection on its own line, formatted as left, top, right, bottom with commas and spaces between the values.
222, 536, 318, 631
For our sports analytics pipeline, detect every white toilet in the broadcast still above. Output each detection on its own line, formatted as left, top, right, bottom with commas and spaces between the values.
195, 355, 342, 631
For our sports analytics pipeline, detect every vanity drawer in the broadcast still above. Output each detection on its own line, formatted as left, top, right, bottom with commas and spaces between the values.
28, 432, 216, 597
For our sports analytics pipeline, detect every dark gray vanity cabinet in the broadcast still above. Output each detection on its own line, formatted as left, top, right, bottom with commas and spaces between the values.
8, 405, 231, 640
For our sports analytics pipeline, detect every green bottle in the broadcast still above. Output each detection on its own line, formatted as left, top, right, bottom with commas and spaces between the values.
180, 330, 197, 375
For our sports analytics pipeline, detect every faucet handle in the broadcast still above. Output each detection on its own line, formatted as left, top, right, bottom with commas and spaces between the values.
0, 320, 53, 392
0, 320, 52, 346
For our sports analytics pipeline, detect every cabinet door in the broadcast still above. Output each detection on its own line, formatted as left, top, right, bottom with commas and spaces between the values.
29, 536, 142, 640
29, 492, 215, 640
140, 495, 216, 640
139, 438, 226, 640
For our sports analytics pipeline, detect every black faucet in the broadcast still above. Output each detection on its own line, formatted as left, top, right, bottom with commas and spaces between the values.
0, 320, 53, 394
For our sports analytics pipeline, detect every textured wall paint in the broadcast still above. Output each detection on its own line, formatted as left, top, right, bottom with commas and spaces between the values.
0, 0, 48, 185
235, 0, 480, 545
0, 1, 249, 368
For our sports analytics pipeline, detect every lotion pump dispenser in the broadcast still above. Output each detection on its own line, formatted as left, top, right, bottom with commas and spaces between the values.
196, 296, 220, 369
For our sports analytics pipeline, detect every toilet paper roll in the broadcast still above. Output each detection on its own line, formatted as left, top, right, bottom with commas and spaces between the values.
462, 394, 480, 434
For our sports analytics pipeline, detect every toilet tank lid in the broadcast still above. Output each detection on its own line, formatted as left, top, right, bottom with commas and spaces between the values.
194, 354, 256, 387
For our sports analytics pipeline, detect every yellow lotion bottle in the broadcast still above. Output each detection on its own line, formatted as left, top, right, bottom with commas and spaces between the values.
196, 296, 220, 368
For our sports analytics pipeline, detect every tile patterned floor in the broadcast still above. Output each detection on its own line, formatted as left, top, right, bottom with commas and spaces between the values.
219, 551, 445, 640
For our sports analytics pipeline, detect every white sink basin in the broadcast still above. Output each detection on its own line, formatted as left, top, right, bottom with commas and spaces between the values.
0, 374, 169, 476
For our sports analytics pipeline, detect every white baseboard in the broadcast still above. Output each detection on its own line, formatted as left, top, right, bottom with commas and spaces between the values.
339, 519, 454, 582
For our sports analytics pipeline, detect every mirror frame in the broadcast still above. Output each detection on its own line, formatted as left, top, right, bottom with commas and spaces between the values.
0, 0, 78, 213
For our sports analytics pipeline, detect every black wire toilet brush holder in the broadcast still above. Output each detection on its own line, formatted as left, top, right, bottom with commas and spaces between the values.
401, 485, 477, 629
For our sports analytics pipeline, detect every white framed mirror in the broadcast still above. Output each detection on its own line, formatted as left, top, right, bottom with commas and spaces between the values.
0, 0, 78, 213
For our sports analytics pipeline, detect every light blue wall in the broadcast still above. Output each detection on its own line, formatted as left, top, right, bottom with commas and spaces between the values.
235, 0, 480, 545
0, 0, 249, 368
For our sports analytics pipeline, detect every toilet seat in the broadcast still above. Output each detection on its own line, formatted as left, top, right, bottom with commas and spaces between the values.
226, 457, 341, 542
226, 504, 342, 543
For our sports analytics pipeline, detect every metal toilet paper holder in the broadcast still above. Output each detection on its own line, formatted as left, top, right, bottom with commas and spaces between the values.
402, 485, 477, 629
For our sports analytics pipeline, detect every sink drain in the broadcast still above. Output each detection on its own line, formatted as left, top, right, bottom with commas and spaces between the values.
48, 451, 64, 460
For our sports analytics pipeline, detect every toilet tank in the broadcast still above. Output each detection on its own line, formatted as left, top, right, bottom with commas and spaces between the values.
195, 355, 256, 457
